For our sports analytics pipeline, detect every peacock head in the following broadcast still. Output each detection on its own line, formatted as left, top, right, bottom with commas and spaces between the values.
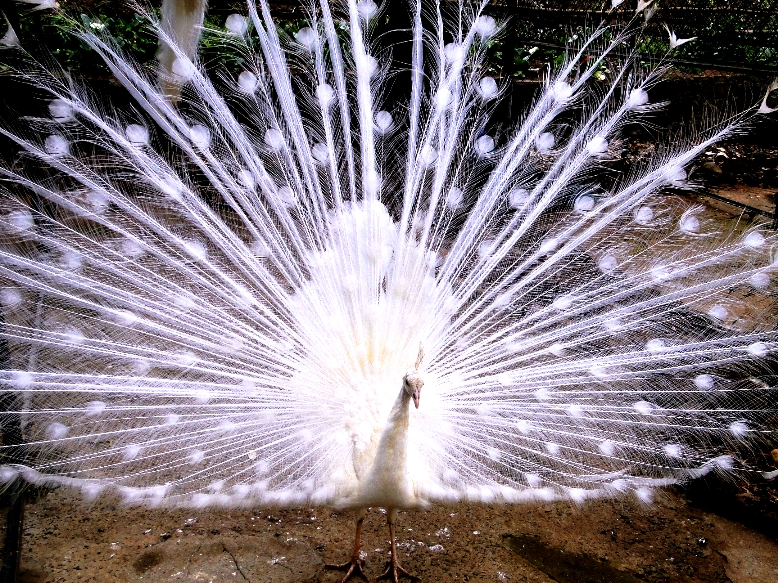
404, 344, 425, 409
403, 372, 424, 409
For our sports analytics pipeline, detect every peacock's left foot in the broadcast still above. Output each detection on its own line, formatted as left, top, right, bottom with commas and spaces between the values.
376, 559, 419, 582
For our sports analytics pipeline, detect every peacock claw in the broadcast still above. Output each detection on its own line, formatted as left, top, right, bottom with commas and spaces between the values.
376, 560, 419, 582
325, 557, 369, 582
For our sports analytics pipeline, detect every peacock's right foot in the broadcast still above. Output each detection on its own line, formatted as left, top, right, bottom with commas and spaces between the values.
376, 559, 419, 582
325, 556, 369, 582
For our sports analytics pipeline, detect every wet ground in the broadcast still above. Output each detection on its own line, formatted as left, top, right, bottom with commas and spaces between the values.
2, 481, 777, 583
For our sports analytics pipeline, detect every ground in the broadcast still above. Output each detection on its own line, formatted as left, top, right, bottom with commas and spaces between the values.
2, 482, 776, 583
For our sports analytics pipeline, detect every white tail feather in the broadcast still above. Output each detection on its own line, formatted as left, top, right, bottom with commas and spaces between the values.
158, 0, 208, 103
0, 1, 775, 512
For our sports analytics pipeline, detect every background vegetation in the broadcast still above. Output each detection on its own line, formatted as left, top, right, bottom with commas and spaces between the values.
2, 1, 776, 80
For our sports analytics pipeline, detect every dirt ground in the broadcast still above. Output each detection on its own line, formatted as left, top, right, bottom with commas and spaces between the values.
1, 481, 775, 583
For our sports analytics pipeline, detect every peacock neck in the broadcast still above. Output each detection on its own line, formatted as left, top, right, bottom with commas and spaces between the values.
387, 385, 412, 429
375, 385, 412, 473
355, 383, 415, 507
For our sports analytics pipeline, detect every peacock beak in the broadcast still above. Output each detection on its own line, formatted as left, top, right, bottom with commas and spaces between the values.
412, 388, 420, 409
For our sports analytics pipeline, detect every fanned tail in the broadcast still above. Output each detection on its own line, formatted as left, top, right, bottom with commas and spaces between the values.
0, 1, 775, 509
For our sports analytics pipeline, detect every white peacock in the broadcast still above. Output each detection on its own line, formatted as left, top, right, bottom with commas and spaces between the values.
0, 1, 776, 581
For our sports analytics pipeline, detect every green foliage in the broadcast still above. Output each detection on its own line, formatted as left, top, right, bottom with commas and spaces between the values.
12, 11, 157, 75
5, 3, 777, 79
199, 14, 253, 73
7, 8, 320, 78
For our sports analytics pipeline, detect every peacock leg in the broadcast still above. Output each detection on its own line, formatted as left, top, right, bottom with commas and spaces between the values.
325, 508, 368, 582
376, 508, 418, 582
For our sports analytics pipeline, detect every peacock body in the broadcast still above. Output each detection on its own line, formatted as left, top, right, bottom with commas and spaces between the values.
0, 0, 776, 578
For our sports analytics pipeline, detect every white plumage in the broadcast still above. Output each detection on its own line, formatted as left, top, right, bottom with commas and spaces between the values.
158, 0, 209, 102
0, 1, 776, 580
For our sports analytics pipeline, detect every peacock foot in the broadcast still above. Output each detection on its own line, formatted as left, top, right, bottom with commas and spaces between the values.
324, 556, 369, 582
376, 560, 419, 582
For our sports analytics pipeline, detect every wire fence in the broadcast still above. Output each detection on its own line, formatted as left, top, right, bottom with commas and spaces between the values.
490, 1, 778, 73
